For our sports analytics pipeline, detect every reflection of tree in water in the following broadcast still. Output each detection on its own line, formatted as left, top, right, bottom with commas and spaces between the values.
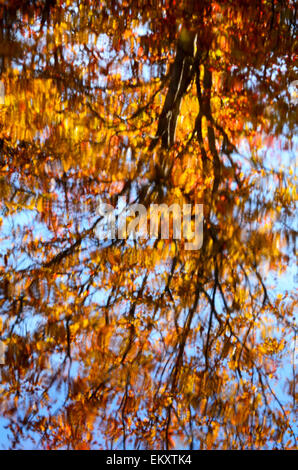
0, 0, 297, 450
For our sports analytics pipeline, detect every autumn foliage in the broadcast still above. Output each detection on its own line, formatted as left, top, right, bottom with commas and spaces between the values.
0, 0, 297, 450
